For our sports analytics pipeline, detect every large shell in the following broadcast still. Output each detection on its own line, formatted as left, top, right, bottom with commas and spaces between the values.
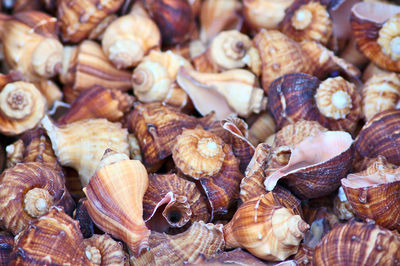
268, 73, 361, 133
172, 128, 243, 217
0, 232, 13, 265
127, 103, 215, 172
341, 156, 400, 230
143, 173, 210, 232
223, 194, 309, 261
83, 234, 128, 265
264, 130, 354, 199
41, 116, 129, 187
83, 150, 150, 257
0, 162, 75, 235
9, 207, 90, 265
354, 109, 400, 165
313, 220, 400, 265
57, 0, 124, 43
131, 221, 224, 265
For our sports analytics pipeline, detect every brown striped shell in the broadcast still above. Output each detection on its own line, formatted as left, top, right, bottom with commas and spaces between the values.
0, 162, 75, 235
188, 248, 268, 266
83, 234, 128, 266
341, 156, 400, 231
0, 232, 13, 265
268, 73, 361, 133
313, 220, 400, 265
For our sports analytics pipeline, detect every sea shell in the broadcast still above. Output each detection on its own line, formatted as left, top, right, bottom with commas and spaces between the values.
268, 73, 361, 133
88, 14, 118, 41
131, 221, 224, 265
0, 232, 13, 265
351, 2, 400, 72
101, 6, 160, 69
0, 162, 75, 235
5, 139, 24, 168
143, 173, 210, 232
177, 67, 267, 119
172, 128, 243, 217
333, 186, 354, 221
223, 194, 309, 261
73, 198, 94, 238
83, 234, 128, 265
41, 115, 129, 187
0, 81, 46, 136
9, 207, 90, 265
341, 156, 400, 230
264, 130, 354, 199
83, 150, 150, 257
187, 248, 268, 266
32, 79, 62, 108
362, 62, 390, 82
127, 103, 215, 172
313, 220, 400, 265
57, 0, 124, 43
354, 109, 400, 165
60, 40, 132, 103
57, 86, 134, 124
281, 0, 332, 45
2, 11, 63, 81
248, 112, 276, 145
361, 73, 400, 121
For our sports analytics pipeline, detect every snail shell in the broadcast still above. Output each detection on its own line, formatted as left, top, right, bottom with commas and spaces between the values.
83, 234, 128, 266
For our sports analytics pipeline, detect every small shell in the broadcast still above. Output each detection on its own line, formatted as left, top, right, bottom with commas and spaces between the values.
333, 186, 354, 221
248, 112, 276, 145
313, 220, 400, 265
341, 156, 400, 230
0, 162, 75, 235
41, 116, 129, 187
9, 207, 90, 265
57, 86, 134, 124
172, 128, 243, 217
268, 73, 361, 133
83, 150, 150, 257
177, 67, 267, 119
0, 232, 13, 265
131, 221, 224, 265
0, 81, 46, 136
143, 173, 210, 232
83, 234, 128, 266
264, 130, 354, 199
223, 194, 309, 261
6, 139, 24, 168
281, 1, 332, 45
127, 103, 215, 172
362, 73, 400, 121
57, 0, 124, 43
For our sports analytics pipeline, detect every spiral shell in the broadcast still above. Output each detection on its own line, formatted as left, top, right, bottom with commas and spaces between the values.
41, 116, 129, 187
83, 234, 128, 265
131, 221, 224, 265
0, 162, 75, 235
313, 220, 400, 265
223, 194, 309, 261
9, 207, 90, 265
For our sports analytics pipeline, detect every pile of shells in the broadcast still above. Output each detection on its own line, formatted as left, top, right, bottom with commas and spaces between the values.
1, 0, 400, 265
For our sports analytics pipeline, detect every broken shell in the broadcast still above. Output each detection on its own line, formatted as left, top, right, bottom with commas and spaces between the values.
41, 116, 129, 187
361, 73, 400, 121
0, 232, 13, 265
177, 67, 267, 119
268, 73, 361, 133
281, 0, 332, 45
102, 10, 160, 69
143, 173, 210, 231
0, 81, 46, 136
60, 41, 132, 103
0, 162, 75, 235
341, 156, 400, 230
351, 2, 400, 71
83, 234, 128, 266
127, 103, 215, 172
264, 130, 354, 199
223, 194, 309, 261
83, 150, 150, 257
9, 207, 90, 265
131, 221, 224, 265
2, 11, 63, 80
313, 220, 400, 265
172, 128, 243, 217
57, 0, 124, 43
333, 186, 354, 221
57, 86, 134, 124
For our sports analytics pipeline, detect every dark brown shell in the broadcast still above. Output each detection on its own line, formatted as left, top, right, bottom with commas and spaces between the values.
73, 198, 94, 238
127, 103, 215, 172
0, 232, 13, 266
313, 220, 400, 265
355, 109, 400, 165
268, 73, 361, 133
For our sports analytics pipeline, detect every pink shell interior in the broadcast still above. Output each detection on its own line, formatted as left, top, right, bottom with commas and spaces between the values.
351, 2, 400, 24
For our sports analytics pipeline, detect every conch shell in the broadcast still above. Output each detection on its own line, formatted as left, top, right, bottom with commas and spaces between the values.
83, 150, 150, 257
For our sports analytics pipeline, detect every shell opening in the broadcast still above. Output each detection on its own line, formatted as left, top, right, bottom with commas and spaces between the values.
166, 208, 182, 224
23, 188, 54, 218
292, 8, 313, 30
85, 246, 102, 265
197, 138, 222, 158
0, 83, 34, 120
